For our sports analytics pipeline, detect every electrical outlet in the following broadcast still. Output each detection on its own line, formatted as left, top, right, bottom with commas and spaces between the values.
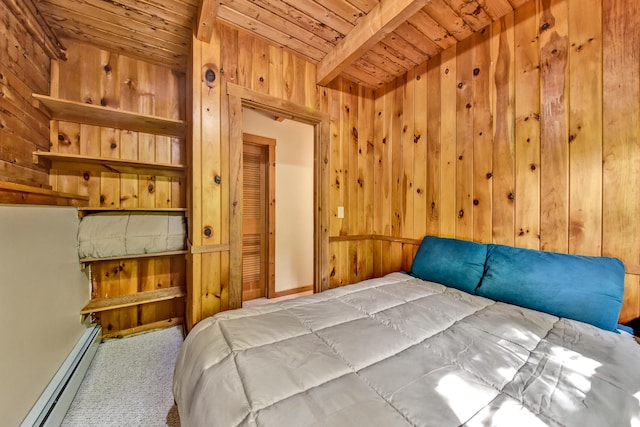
337, 206, 344, 219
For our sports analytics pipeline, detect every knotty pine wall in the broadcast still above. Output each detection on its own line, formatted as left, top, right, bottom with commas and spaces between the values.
0, 0, 50, 187
192, 1, 639, 326
330, 0, 640, 323
189, 24, 326, 326
52, 39, 187, 336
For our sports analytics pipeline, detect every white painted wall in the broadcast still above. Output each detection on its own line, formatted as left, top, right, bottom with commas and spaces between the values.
0, 205, 89, 426
243, 108, 314, 293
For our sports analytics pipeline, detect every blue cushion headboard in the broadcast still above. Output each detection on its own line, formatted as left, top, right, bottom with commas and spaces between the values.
410, 236, 487, 294
477, 244, 625, 332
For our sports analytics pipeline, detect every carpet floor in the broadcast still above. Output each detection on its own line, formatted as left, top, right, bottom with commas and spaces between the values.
62, 326, 184, 427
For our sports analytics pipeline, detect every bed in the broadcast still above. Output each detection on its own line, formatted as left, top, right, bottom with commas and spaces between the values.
173, 237, 640, 426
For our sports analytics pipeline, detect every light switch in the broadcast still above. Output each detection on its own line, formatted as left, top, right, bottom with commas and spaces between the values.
337, 206, 344, 219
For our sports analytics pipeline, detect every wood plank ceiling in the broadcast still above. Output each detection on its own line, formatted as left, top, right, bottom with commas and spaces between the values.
33, 0, 532, 88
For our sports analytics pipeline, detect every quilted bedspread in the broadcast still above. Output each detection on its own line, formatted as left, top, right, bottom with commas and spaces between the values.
173, 273, 640, 426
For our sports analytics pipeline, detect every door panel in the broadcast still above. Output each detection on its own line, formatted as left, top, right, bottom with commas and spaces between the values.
242, 143, 267, 301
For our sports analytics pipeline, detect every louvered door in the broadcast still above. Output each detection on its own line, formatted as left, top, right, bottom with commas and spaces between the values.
242, 143, 267, 301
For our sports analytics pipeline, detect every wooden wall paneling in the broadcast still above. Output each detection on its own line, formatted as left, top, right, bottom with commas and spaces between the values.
228, 91, 243, 311
390, 241, 404, 273
329, 81, 344, 237
97, 261, 121, 334
187, 31, 203, 327
118, 56, 140, 209
252, 37, 270, 94
440, 45, 457, 238
317, 111, 332, 293
514, 1, 542, 250
537, 0, 569, 252
138, 258, 156, 324
54, 121, 81, 196
201, 29, 224, 317
200, 34, 222, 246
268, 44, 284, 99
568, 0, 602, 256
304, 58, 318, 110
380, 240, 392, 275
348, 240, 359, 284
358, 86, 375, 236
391, 76, 405, 238
218, 24, 236, 310
99, 128, 120, 207
119, 260, 138, 330
329, 244, 340, 288
54, 47, 80, 195
0, 3, 49, 94
154, 66, 175, 209
381, 81, 394, 237
603, 0, 640, 322
455, 37, 474, 241
119, 129, 139, 208
81, 125, 103, 206
372, 239, 383, 277
344, 78, 359, 284
292, 54, 308, 106
280, 49, 293, 102
372, 83, 386, 236
413, 62, 428, 240
172, 73, 187, 209
472, 28, 493, 243
344, 78, 358, 238
490, 14, 516, 245
201, 252, 221, 315
237, 31, 253, 89
425, 56, 441, 237
402, 69, 415, 239
136, 61, 157, 209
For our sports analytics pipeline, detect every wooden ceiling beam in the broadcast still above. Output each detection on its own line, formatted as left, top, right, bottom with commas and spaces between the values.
196, 0, 219, 42
316, 0, 432, 86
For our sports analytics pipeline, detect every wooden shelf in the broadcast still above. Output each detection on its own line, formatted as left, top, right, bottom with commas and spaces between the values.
32, 93, 186, 137
81, 287, 186, 315
81, 249, 188, 266
0, 181, 88, 206
77, 207, 187, 218
77, 207, 187, 213
33, 151, 186, 178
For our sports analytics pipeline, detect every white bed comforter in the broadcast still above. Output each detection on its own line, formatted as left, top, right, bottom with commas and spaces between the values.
173, 273, 640, 427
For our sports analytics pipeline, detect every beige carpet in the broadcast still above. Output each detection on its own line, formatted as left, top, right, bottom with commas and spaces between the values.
62, 326, 184, 427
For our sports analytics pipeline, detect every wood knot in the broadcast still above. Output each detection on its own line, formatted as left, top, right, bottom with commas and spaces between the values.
100, 98, 107, 107
83, 172, 91, 181
203, 227, 212, 238
104, 64, 112, 73
457, 82, 464, 89
508, 192, 515, 200
458, 209, 464, 218
148, 183, 154, 193
473, 199, 479, 206
473, 68, 480, 76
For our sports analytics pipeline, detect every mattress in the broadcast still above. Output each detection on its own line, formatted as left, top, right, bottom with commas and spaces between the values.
173, 272, 640, 426
77, 212, 186, 259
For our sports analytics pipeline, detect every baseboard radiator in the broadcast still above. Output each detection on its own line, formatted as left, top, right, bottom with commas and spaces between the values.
21, 325, 102, 427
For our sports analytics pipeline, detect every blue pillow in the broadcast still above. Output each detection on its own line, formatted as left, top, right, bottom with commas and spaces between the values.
410, 236, 487, 294
477, 244, 625, 332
